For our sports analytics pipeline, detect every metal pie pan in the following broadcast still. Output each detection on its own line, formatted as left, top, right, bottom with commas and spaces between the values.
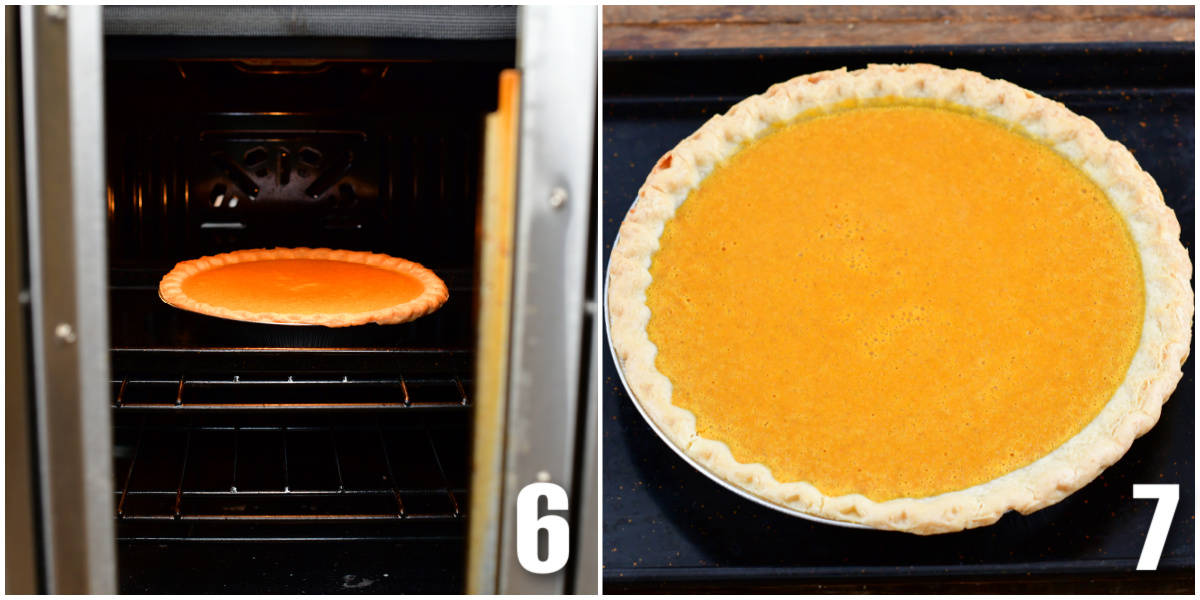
604, 206, 869, 530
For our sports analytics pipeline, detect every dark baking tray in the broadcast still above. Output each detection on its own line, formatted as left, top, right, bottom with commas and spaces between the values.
602, 42, 1194, 594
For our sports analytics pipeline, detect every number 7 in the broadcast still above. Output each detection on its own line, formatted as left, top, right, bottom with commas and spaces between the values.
1133, 483, 1178, 571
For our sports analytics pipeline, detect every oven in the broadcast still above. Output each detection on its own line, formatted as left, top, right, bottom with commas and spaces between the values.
6, 5, 597, 594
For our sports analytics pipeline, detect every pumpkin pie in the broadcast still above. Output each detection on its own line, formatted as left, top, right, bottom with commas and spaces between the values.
606, 64, 1193, 534
159, 247, 448, 327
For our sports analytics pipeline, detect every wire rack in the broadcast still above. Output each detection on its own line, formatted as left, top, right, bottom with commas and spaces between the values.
111, 372, 472, 541
113, 415, 468, 541
112, 375, 471, 411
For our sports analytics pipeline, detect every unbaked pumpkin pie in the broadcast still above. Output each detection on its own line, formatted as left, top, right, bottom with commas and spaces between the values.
160, 247, 448, 327
607, 64, 1193, 534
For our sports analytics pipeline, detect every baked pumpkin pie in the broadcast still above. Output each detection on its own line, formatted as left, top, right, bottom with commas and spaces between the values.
607, 64, 1193, 534
159, 247, 448, 327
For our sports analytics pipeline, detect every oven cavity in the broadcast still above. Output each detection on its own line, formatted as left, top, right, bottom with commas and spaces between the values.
105, 49, 509, 593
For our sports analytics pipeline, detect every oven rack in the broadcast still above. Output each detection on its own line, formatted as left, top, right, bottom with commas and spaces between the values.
114, 419, 467, 540
112, 375, 471, 411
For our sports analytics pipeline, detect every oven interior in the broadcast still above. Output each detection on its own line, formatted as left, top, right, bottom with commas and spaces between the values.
105, 38, 512, 593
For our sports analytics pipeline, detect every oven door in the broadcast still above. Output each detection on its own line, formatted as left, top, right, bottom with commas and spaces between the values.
7, 5, 116, 594
467, 6, 597, 594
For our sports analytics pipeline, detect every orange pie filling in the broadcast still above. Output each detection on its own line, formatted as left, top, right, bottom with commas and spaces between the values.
645, 101, 1145, 502
180, 258, 428, 316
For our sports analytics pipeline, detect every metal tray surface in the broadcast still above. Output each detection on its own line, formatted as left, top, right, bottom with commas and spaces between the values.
601, 42, 1194, 593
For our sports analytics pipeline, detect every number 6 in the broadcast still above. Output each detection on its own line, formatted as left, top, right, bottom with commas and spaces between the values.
517, 482, 570, 574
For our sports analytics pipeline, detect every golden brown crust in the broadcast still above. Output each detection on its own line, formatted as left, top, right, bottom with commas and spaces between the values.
159, 247, 449, 327
606, 63, 1193, 534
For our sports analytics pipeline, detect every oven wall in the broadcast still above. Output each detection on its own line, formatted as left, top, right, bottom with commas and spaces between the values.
104, 57, 502, 272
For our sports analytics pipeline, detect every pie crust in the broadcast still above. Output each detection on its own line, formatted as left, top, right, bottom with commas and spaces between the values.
606, 64, 1193, 534
159, 247, 449, 327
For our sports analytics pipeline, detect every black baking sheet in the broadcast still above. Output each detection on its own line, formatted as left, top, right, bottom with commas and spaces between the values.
602, 42, 1194, 593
